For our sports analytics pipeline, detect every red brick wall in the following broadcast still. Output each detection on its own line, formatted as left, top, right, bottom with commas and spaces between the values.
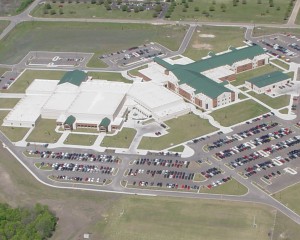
236, 63, 253, 73
257, 59, 265, 67
194, 97, 202, 107
213, 98, 218, 107
138, 73, 151, 81
179, 88, 191, 101
165, 70, 169, 75
220, 74, 236, 82
168, 81, 176, 91
231, 92, 235, 102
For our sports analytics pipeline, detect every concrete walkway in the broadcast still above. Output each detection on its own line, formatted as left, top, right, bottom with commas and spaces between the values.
287, 0, 300, 26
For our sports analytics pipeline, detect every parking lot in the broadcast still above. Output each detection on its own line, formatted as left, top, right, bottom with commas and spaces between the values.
99, 43, 168, 67
23, 52, 93, 68
248, 32, 300, 64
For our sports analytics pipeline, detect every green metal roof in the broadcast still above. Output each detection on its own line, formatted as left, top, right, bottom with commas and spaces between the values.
99, 117, 111, 127
155, 45, 265, 98
64, 115, 76, 125
58, 70, 87, 86
247, 71, 290, 88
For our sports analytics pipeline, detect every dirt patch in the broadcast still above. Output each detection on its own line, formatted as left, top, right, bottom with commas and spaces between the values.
192, 43, 213, 50
199, 34, 216, 38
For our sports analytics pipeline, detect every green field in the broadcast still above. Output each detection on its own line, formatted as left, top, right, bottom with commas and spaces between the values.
64, 133, 97, 146
0, 98, 20, 108
26, 119, 62, 143
100, 128, 137, 148
1, 69, 66, 93
232, 64, 280, 86
31, 2, 155, 20
184, 26, 244, 60
279, 108, 289, 114
138, 114, 217, 150
88, 72, 131, 83
200, 179, 248, 195
271, 59, 290, 70
273, 183, 300, 216
248, 92, 290, 109
210, 100, 269, 127
1, 145, 300, 240
0, 110, 29, 142
238, 93, 248, 100
0, 20, 9, 33
0, 21, 187, 65
169, 0, 289, 23
168, 145, 185, 152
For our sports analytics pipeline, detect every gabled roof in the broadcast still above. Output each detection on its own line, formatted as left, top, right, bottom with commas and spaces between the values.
58, 70, 87, 86
247, 71, 290, 88
99, 117, 111, 127
155, 45, 266, 99
64, 115, 76, 125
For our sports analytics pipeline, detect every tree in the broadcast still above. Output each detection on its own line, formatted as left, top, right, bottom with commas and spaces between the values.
257, 0, 262, 3
50, 9, 56, 15
212, 0, 216, 5
98, 0, 104, 4
155, 4, 162, 12
220, 3, 226, 12
121, 5, 127, 11
153, 12, 158, 18
134, 6, 139, 13
182, 7, 187, 12
59, 8, 64, 14
276, 6, 280, 11
91, 0, 96, 3
242, 0, 246, 4
184, 3, 189, 8
117, 0, 122, 5
233, 0, 237, 6
194, 6, 199, 11
209, 5, 215, 11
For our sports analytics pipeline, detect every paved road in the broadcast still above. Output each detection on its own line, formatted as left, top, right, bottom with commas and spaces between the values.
1, 0, 300, 226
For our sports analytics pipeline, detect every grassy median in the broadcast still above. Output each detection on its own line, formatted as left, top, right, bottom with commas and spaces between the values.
101, 128, 137, 149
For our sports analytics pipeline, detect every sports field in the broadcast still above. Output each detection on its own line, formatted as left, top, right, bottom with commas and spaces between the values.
1, 144, 300, 239
1, 69, 66, 93
0, 22, 187, 65
138, 114, 217, 150
184, 26, 244, 60
210, 100, 269, 127
169, 0, 289, 23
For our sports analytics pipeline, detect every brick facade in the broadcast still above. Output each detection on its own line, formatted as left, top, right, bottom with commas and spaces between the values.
231, 92, 235, 102
167, 81, 176, 91
194, 97, 202, 108
220, 74, 236, 82
257, 59, 265, 67
178, 88, 191, 101
236, 63, 253, 73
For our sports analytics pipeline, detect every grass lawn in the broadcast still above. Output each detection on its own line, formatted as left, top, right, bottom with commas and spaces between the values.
253, 27, 300, 37
1, 69, 66, 93
231, 65, 280, 86
64, 133, 97, 146
200, 179, 248, 195
88, 72, 131, 83
248, 92, 290, 109
1, 145, 300, 240
168, 145, 185, 152
128, 65, 148, 77
169, 0, 289, 23
0, 67, 10, 77
138, 113, 217, 150
210, 100, 269, 127
0, 1, 28, 16
0, 20, 9, 33
0, 110, 29, 142
184, 26, 244, 60
273, 183, 300, 216
31, 2, 155, 20
0, 21, 187, 65
238, 93, 248, 100
26, 119, 62, 143
100, 128, 137, 148
91, 195, 300, 240
279, 108, 289, 114
271, 59, 290, 70
193, 173, 205, 182
0, 98, 20, 108
34, 162, 52, 171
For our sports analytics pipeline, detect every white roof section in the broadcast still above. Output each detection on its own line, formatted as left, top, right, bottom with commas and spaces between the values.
201, 66, 235, 82
163, 56, 195, 65
67, 92, 125, 117
55, 82, 80, 93
3, 95, 50, 126
80, 80, 131, 94
42, 92, 77, 111
128, 82, 187, 111
233, 58, 252, 67
26, 80, 59, 94
139, 62, 178, 85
